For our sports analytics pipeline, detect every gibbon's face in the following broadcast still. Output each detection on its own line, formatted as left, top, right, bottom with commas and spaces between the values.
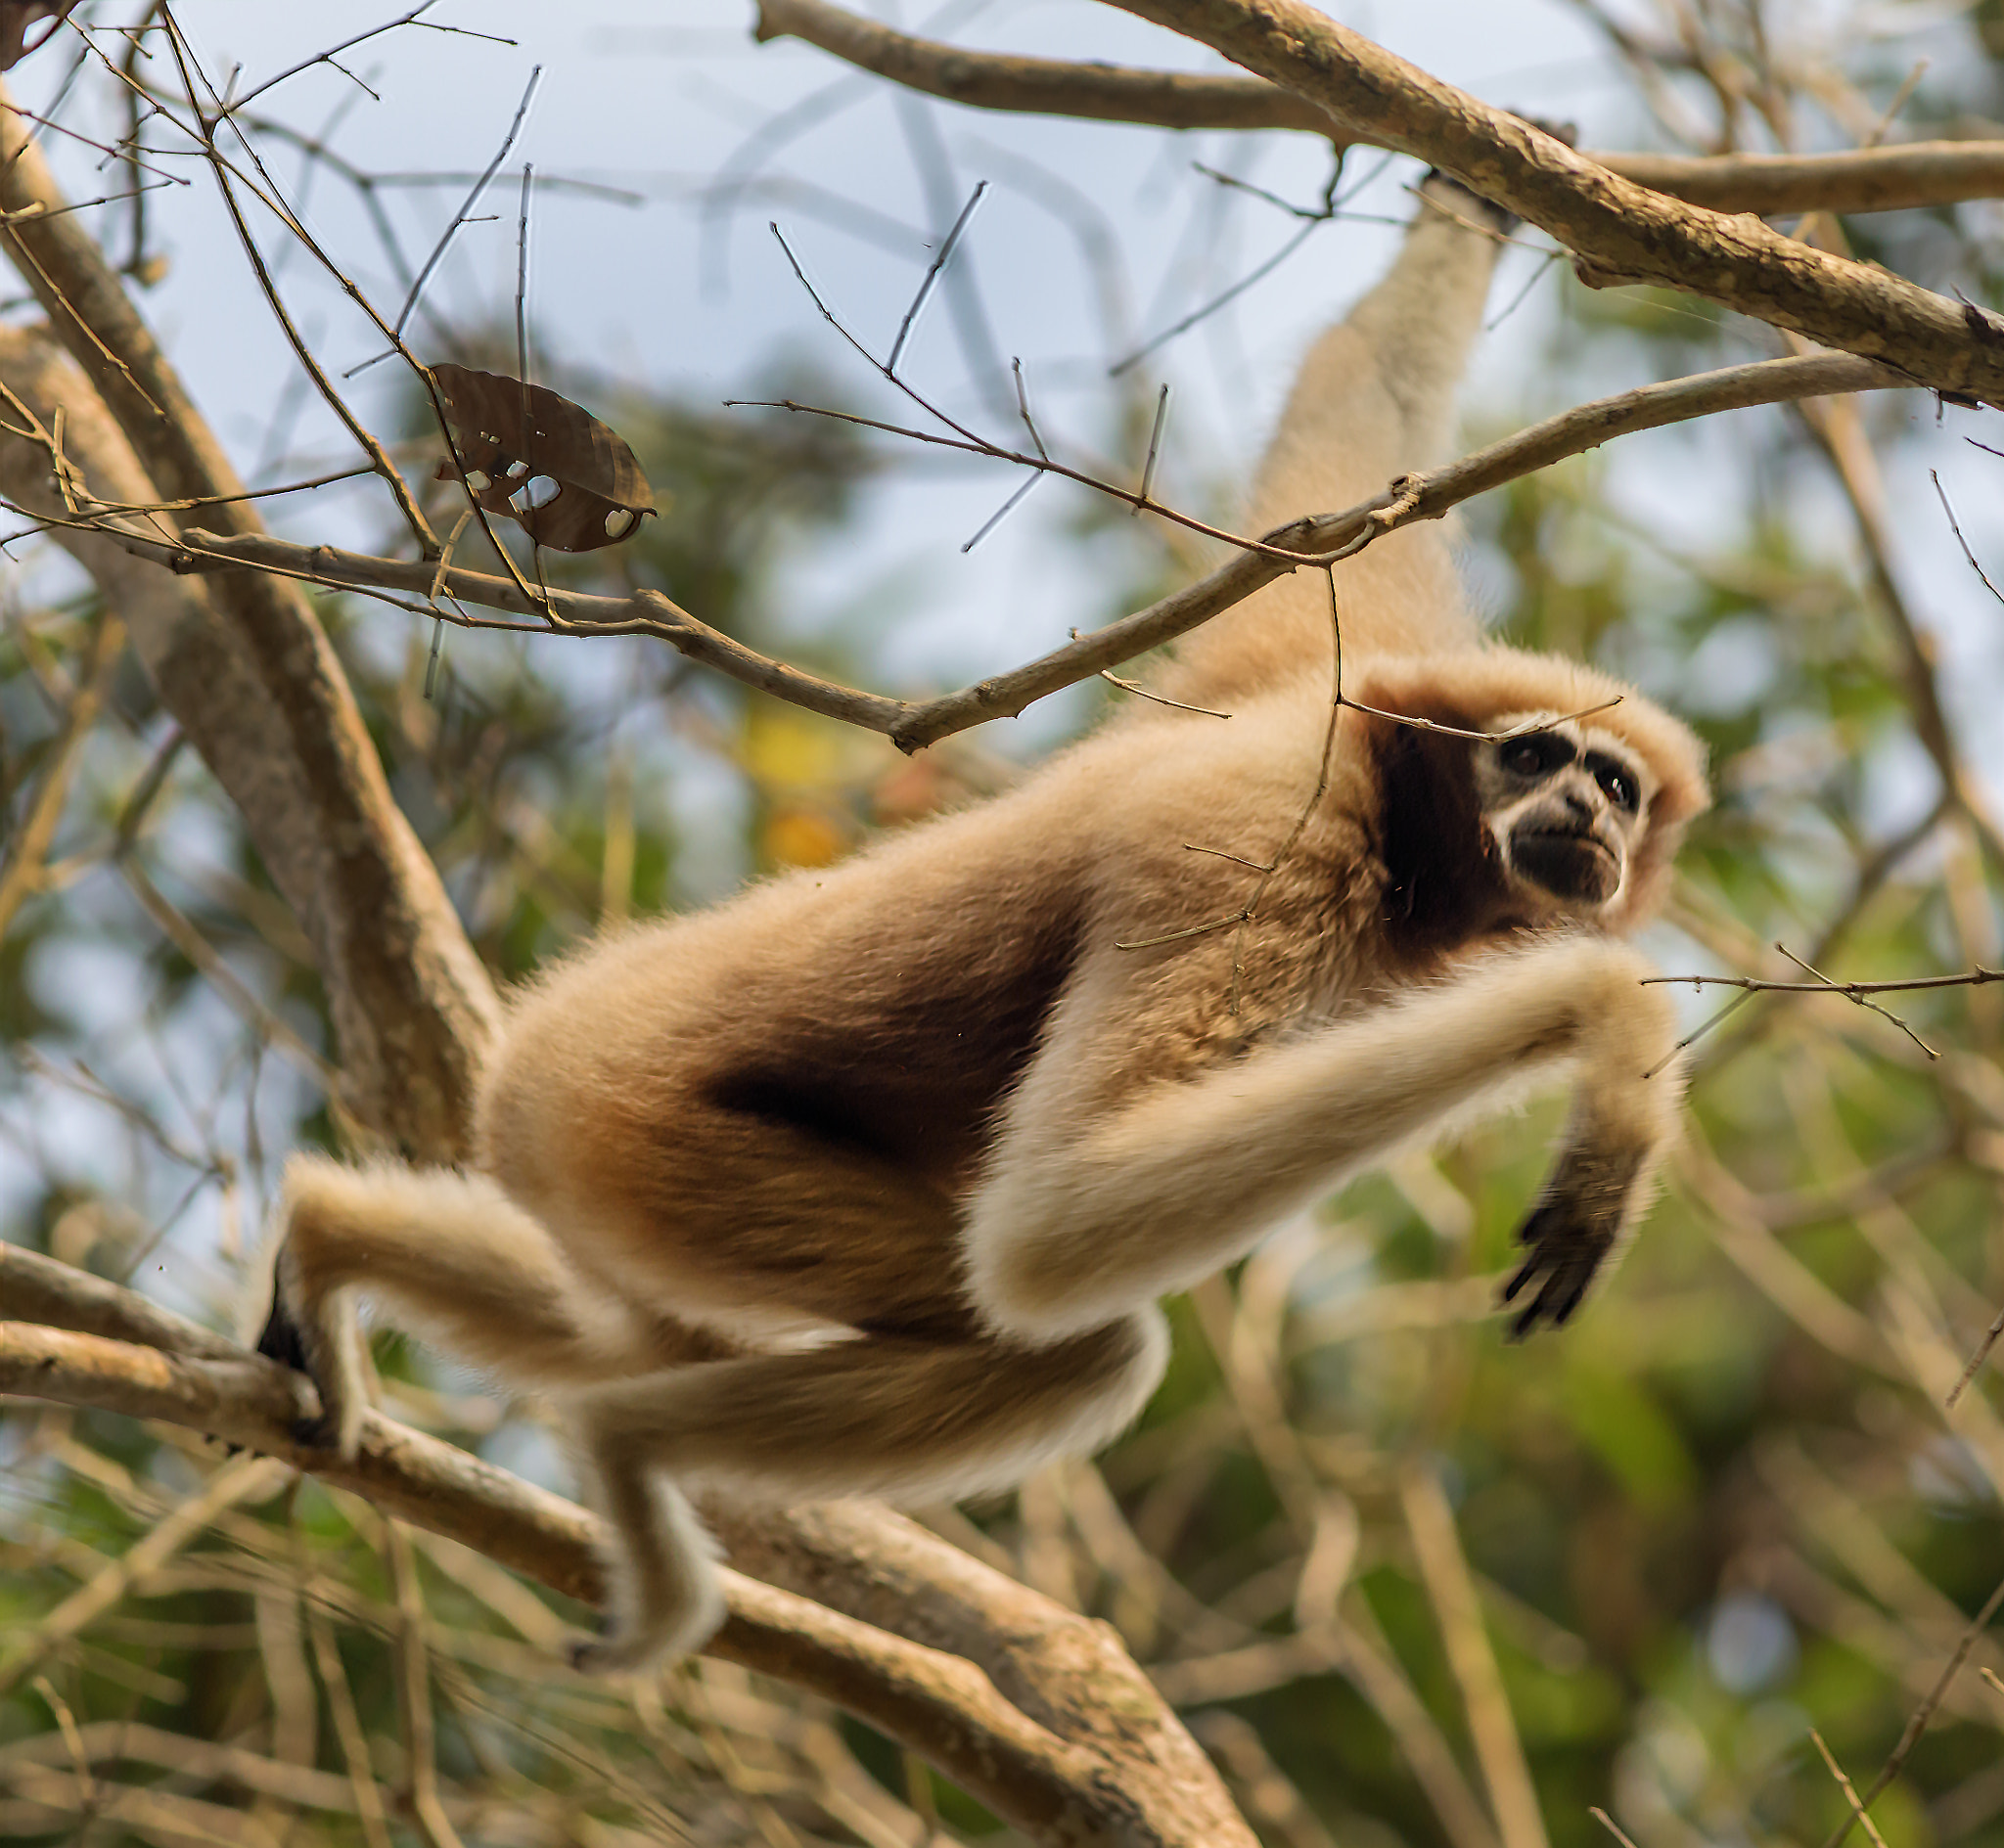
1471, 715, 1652, 915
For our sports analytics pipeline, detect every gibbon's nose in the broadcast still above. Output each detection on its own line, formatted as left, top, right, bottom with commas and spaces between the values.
1562, 786, 1597, 827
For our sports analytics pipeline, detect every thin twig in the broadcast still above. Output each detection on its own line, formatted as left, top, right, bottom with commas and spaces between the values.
735, 390, 1327, 562
887, 177, 986, 374
1011, 355, 1049, 460
1184, 843, 1273, 872
1644, 954, 1998, 1007
1945, 1304, 2004, 1411
1590, 1809, 1641, 1848
961, 469, 1039, 552
1816, 1572, 2004, 1848
1227, 569, 1345, 1014
392, 64, 542, 340
1643, 987, 1757, 1081
1100, 670, 1229, 717
1772, 940, 1938, 1059
1116, 908, 1250, 951
1932, 470, 2004, 608
1811, 1733, 1891, 1848
1136, 383, 1170, 512
166, 22, 436, 552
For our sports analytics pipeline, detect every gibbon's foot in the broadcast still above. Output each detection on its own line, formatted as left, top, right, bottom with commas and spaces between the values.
253, 1288, 309, 1374
1500, 1143, 1643, 1339
252, 1290, 343, 1448
254, 1257, 368, 1458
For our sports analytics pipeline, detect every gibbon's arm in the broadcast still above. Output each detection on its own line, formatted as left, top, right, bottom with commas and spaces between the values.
964, 932, 1684, 1344
1156, 176, 1508, 706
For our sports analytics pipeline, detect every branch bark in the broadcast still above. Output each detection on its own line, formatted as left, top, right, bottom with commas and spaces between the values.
1088, 0, 2004, 403
0, 1249, 1252, 1848
756, 0, 2004, 217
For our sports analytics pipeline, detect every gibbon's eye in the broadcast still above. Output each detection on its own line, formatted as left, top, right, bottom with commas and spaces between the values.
1501, 733, 1572, 779
1592, 757, 1641, 813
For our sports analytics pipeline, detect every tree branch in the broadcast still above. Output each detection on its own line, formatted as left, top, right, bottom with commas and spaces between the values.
42, 348, 1903, 749
1090, 0, 2004, 403
0, 1252, 1252, 1848
756, 0, 2004, 217
755, 0, 1339, 137
0, 1323, 1109, 1843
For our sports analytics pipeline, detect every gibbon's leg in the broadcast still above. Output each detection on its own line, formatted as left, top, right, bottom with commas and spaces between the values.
966, 935, 1684, 1344
1161, 174, 1510, 700
563, 1311, 1169, 1671
261, 1155, 723, 1457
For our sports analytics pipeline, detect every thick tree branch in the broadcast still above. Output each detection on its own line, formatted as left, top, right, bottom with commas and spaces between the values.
1090, 0, 2004, 403
756, 0, 2004, 217
0, 96, 498, 1157
40, 348, 1902, 748
0, 1253, 1253, 1848
0, 1324, 1109, 1843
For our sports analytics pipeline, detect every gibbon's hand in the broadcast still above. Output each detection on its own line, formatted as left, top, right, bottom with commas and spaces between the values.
1499, 1140, 1643, 1338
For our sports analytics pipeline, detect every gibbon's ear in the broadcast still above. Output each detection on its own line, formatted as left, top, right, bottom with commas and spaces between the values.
1349, 648, 1709, 932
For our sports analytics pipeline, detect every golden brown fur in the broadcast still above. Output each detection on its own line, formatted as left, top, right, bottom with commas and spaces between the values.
262, 177, 1708, 1671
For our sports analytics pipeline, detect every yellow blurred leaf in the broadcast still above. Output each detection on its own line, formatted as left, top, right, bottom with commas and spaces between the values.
763, 807, 846, 869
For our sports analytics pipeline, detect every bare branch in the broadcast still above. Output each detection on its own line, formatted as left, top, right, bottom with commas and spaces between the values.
1086, 0, 2004, 403
754, 0, 1341, 138
756, 0, 2004, 217
41, 348, 1904, 755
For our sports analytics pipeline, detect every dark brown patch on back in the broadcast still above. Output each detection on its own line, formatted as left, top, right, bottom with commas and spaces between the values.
702, 896, 1084, 1194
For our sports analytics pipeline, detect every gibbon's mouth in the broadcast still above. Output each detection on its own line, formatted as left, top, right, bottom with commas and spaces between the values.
1512, 830, 1621, 904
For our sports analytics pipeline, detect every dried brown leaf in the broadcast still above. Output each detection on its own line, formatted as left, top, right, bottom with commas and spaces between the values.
430, 362, 657, 552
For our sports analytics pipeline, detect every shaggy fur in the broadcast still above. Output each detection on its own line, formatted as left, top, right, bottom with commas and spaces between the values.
261, 176, 1709, 1671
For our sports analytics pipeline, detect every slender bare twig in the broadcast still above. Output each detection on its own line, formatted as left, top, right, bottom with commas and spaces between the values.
1590, 1808, 1642, 1848
161, 19, 437, 552
219, 2, 508, 118
1641, 959, 2002, 998
755, 219, 1328, 563
391, 64, 541, 342
887, 177, 986, 374
734, 389, 1324, 562
1933, 470, 2004, 608
1770, 941, 1939, 1059
1812, 1733, 1892, 1848
1946, 1306, 2004, 1411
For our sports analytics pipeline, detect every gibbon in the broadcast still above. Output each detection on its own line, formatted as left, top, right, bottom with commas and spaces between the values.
260, 174, 1709, 1671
